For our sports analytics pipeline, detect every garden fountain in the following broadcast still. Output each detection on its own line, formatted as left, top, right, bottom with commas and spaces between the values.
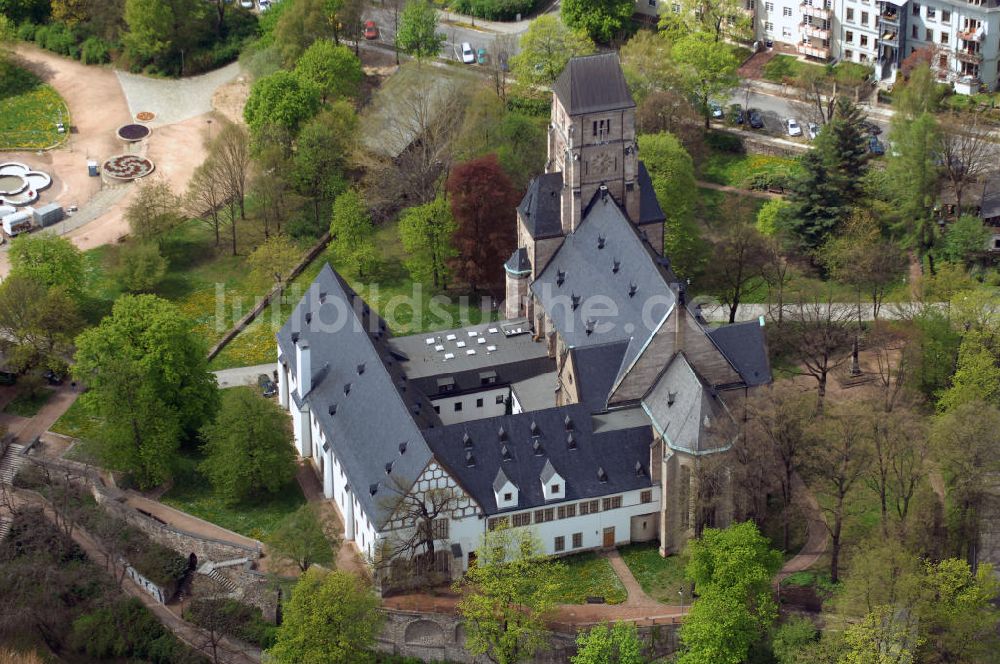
0, 162, 52, 207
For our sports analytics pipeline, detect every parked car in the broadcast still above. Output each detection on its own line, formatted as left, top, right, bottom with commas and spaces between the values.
729, 104, 744, 125
477, 48, 488, 65
786, 118, 802, 137
748, 109, 764, 129
868, 136, 885, 155
364, 20, 379, 39
239, 0, 253, 8
258, 0, 270, 9
807, 122, 820, 140
43, 369, 65, 386
709, 101, 724, 119
0, 371, 15, 386
258, 374, 277, 398
460, 42, 475, 64
862, 121, 883, 135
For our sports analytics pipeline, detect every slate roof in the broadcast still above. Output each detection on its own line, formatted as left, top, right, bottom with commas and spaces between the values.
570, 341, 629, 412
276, 264, 437, 527
707, 321, 772, 387
641, 354, 737, 455
530, 189, 676, 377
504, 248, 532, 275
637, 162, 667, 225
553, 53, 635, 116
518, 172, 564, 239
423, 404, 653, 515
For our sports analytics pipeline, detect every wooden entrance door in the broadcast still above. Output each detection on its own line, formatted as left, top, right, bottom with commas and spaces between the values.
602, 527, 615, 548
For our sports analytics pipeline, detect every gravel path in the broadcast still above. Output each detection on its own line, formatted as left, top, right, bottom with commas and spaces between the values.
116, 61, 243, 127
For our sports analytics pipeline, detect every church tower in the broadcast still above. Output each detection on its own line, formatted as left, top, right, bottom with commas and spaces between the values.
505, 53, 667, 320
548, 54, 641, 234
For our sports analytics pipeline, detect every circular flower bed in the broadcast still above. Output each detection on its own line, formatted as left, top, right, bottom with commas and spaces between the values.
136, 111, 155, 122
117, 123, 151, 142
102, 155, 155, 182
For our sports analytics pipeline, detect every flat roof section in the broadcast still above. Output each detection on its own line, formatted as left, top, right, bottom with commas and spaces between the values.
388, 320, 549, 380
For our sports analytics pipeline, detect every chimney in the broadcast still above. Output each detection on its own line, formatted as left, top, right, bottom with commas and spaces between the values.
296, 339, 311, 397
675, 283, 686, 354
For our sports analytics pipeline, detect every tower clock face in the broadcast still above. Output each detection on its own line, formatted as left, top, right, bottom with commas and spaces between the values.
592, 152, 615, 176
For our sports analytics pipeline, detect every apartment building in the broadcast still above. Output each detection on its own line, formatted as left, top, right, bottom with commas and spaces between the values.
744, 0, 1000, 91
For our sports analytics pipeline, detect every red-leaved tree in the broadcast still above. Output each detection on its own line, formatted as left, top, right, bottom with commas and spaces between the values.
445, 154, 518, 293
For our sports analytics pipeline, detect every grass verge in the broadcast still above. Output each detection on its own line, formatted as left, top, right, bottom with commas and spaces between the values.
549, 552, 627, 605
619, 543, 689, 604
2, 390, 52, 417
0, 61, 69, 150
160, 451, 305, 541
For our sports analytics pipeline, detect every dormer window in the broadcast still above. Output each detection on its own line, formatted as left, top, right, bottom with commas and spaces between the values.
551, 484, 560, 494
541, 460, 564, 501
503, 492, 512, 501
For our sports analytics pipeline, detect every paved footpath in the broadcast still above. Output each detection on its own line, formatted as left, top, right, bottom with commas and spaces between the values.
0, 385, 79, 445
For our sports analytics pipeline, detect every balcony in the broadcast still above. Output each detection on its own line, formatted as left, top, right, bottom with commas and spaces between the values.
956, 49, 984, 64
800, 1, 831, 20
797, 42, 831, 59
879, 11, 900, 26
880, 29, 898, 46
801, 22, 831, 39
958, 26, 984, 41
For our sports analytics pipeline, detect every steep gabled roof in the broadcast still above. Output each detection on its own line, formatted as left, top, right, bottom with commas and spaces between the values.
276, 264, 435, 527
553, 53, 635, 116
707, 321, 772, 387
569, 340, 630, 413
637, 162, 667, 225
530, 189, 676, 374
641, 354, 737, 455
517, 172, 564, 239
423, 404, 652, 515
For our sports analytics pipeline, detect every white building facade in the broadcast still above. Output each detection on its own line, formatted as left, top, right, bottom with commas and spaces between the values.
744, 0, 1000, 91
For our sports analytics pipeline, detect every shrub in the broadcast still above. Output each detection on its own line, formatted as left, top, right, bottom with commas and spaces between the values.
80, 36, 111, 64
507, 94, 549, 117
16, 22, 37, 41
705, 130, 745, 154
43, 23, 79, 58
450, 0, 536, 20
184, 598, 278, 649
32, 24, 48, 46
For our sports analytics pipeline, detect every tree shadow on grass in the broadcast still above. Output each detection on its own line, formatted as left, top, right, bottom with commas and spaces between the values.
0, 59, 43, 99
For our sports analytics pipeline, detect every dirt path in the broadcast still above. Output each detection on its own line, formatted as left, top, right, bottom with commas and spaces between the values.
697, 179, 783, 200
774, 473, 829, 585
1, 47, 236, 276
9, 490, 260, 664
0, 385, 79, 445
123, 491, 262, 552
295, 461, 370, 578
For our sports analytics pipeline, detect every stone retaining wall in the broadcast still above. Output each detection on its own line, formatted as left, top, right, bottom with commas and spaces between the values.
375, 609, 680, 663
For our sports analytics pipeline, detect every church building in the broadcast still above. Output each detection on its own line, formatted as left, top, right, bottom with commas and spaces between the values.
275, 54, 771, 582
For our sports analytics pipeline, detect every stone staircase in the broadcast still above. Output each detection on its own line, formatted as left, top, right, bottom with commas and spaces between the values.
196, 558, 249, 598
0, 515, 11, 543
0, 443, 26, 486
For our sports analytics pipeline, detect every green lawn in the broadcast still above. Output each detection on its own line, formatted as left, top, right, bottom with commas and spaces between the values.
619, 542, 689, 605
2, 390, 52, 417
700, 151, 804, 189
549, 552, 627, 605
160, 452, 306, 541
209, 219, 499, 370
762, 54, 827, 84
0, 62, 69, 150
50, 397, 102, 441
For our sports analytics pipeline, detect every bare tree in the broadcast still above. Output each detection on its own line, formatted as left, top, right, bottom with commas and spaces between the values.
377, 475, 459, 591
183, 590, 255, 664
797, 67, 835, 125
360, 82, 467, 220
861, 400, 927, 537
805, 399, 873, 583
213, 120, 252, 225
937, 111, 993, 214
125, 177, 182, 243
744, 384, 816, 551
488, 35, 515, 103
185, 156, 228, 248
703, 201, 770, 324
785, 294, 855, 403
869, 326, 913, 413
762, 237, 792, 326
